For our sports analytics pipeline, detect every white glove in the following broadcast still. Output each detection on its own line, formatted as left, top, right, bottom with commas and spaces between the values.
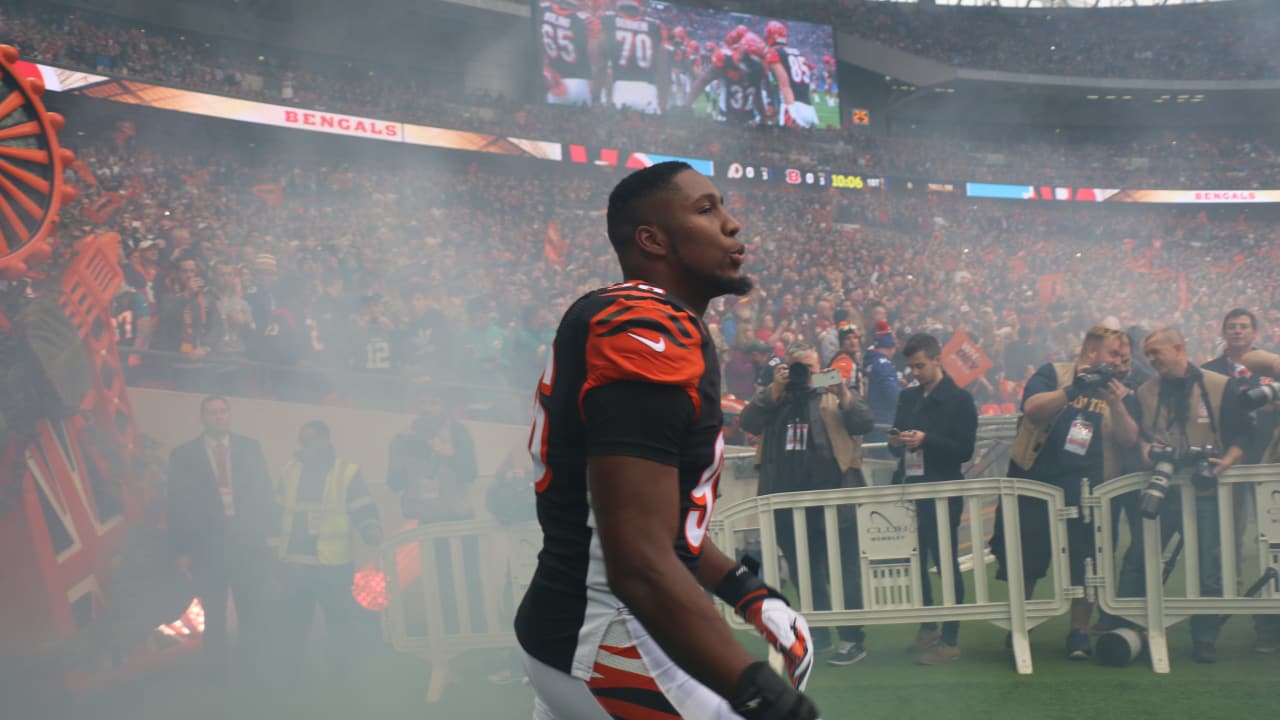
743, 596, 815, 691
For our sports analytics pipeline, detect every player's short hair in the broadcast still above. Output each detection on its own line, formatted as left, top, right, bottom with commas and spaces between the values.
1222, 308, 1257, 333
606, 161, 694, 256
902, 333, 941, 360
1080, 325, 1128, 355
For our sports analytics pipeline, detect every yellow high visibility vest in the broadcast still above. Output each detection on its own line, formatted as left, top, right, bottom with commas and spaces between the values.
278, 459, 359, 566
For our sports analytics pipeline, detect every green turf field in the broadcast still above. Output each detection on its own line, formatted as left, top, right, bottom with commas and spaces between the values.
18, 526, 1277, 720
691, 93, 842, 130
25, 579, 1277, 720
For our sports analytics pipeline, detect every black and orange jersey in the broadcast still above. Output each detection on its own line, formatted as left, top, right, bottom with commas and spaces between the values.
765, 45, 813, 105
515, 281, 726, 679
720, 54, 766, 125
601, 11, 664, 85
540, 1, 594, 81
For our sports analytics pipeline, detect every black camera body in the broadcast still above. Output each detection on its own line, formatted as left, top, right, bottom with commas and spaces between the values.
1184, 444, 1218, 492
785, 362, 811, 396
1074, 364, 1114, 391
1140, 442, 1219, 518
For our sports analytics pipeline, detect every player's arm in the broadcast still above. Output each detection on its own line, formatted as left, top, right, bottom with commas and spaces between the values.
586, 382, 815, 718
694, 536, 741, 591
767, 59, 795, 106
590, 453, 752, 697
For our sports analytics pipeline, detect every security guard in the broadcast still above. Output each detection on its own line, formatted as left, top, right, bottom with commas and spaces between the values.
276, 420, 383, 683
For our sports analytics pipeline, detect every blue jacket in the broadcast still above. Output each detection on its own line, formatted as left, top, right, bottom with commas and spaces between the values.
862, 348, 900, 429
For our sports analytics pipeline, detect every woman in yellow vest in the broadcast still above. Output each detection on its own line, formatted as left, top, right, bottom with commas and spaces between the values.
276, 420, 383, 685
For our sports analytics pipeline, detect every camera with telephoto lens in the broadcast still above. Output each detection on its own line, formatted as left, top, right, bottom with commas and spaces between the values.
1242, 383, 1280, 411
1074, 364, 1114, 392
1140, 443, 1219, 518
1140, 443, 1178, 519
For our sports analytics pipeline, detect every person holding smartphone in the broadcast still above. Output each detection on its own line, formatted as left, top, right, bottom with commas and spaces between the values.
740, 341, 876, 666
887, 333, 978, 665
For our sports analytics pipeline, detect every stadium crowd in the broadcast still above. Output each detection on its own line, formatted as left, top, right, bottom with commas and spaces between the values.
689, 0, 1279, 82
8, 3, 1280, 189
62, 123, 1280, 423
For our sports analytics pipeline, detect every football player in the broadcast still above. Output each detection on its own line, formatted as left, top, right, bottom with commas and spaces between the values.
601, 0, 668, 114
515, 162, 818, 720
687, 32, 768, 126
539, 0, 599, 107
820, 54, 838, 107
762, 20, 819, 128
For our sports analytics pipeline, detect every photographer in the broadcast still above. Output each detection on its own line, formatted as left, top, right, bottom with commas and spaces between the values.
740, 342, 875, 667
1126, 328, 1249, 663
887, 333, 978, 665
1203, 309, 1279, 652
990, 325, 1138, 660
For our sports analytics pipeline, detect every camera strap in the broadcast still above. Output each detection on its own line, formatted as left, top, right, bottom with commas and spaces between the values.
1155, 368, 1219, 449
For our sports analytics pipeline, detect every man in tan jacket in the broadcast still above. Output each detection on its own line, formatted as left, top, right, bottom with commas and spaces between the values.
740, 341, 875, 667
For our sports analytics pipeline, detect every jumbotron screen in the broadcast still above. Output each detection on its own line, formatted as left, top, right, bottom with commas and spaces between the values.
534, 0, 840, 129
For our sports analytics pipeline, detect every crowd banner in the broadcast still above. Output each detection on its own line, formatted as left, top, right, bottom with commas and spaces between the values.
1087, 465, 1280, 673
710, 477, 1082, 675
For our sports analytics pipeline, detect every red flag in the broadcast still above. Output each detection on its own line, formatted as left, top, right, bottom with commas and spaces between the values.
82, 192, 125, 224
68, 158, 96, 185
940, 331, 994, 388
1037, 273, 1065, 307
544, 219, 567, 269
252, 182, 284, 205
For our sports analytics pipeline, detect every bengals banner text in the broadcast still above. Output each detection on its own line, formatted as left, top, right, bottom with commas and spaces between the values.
940, 331, 994, 388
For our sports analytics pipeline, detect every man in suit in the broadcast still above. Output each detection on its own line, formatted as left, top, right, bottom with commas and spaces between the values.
166, 395, 276, 688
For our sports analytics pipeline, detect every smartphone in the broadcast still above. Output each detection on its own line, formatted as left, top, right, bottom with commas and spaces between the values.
887, 428, 901, 437
810, 369, 843, 389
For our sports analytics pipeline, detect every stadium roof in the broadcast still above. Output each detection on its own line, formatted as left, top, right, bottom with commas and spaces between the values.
864, 0, 1234, 7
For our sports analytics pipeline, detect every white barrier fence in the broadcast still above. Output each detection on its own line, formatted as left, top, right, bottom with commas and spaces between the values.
709, 478, 1080, 674
380, 518, 540, 702
1087, 464, 1280, 672
379, 432, 1280, 700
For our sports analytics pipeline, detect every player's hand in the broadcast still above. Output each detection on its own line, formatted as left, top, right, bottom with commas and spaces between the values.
740, 591, 814, 691
902, 430, 925, 450
730, 661, 819, 720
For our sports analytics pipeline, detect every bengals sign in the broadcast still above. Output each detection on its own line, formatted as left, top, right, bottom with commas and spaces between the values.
940, 331, 994, 388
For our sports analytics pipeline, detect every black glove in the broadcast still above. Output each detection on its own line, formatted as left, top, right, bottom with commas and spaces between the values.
730, 662, 819, 720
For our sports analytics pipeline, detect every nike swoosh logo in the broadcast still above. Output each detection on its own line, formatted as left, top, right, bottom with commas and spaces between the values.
626, 332, 666, 352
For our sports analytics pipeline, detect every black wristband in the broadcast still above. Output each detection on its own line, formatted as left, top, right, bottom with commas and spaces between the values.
730, 661, 816, 720
714, 562, 770, 615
